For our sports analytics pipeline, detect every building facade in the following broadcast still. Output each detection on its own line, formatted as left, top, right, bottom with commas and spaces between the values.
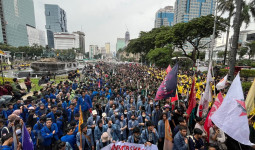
54, 32, 79, 50
105, 42, 110, 54
116, 38, 125, 52
45, 4, 68, 48
27, 25, 46, 47
0, 0, 36, 47
173, 0, 216, 25
89, 45, 99, 59
125, 31, 130, 46
155, 6, 174, 28
73, 31, 85, 54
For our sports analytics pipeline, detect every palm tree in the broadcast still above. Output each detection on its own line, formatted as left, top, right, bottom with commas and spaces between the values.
218, 0, 235, 65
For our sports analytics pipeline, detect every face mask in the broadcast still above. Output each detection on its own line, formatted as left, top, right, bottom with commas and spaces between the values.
150, 102, 153, 105
124, 112, 127, 115
132, 110, 135, 112
142, 115, 146, 117
132, 118, 135, 120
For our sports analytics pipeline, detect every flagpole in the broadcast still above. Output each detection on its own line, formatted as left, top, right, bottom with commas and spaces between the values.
238, 142, 243, 150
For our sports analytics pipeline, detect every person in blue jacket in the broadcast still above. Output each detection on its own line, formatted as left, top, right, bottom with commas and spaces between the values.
40, 118, 59, 149
56, 111, 64, 138
94, 120, 104, 143
115, 114, 127, 141
141, 121, 159, 145
46, 105, 57, 123
72, 80, 78, 90
67, 103, 78, 123
33, 116, 46, 149
36, 103, 48, 117
128, 114, 139, 136
77, 91, 92, 122
152, 105, 162, 129
103, 120, 120, 141
138, 111, 150, 131
61, 126, 76, 149
173, 125, 188, 150
76, 123, 94, 150
127, 127, 143, 144
4, 104, 14, 119
158, 112, 168, 150
87, 110, 100, 129
146, 100, 155, 117
127, 106, 138, 121
20, 125, 36, 150
96, 132, 112, 150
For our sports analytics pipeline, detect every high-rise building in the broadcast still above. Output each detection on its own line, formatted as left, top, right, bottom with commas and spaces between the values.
105, 43, 110, 54
0, 0, 36, 47
155, 6, 174, 28
45, 4, 68, 48
73, 31, 85, 54
116, 38, 125, 52
89, 45, 98, 59
54, 32, 79, 50
27, 25, 46, 47
125, 31, 130, 46
173, 0, 216, 25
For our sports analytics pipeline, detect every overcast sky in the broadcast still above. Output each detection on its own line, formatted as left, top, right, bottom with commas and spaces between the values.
34, 0, 255, 53
34, 0, 175, 52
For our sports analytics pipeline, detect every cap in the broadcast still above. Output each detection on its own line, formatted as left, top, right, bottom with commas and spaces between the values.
101, 132, 110, 142
164, 104, 170, 109
92, 110, 97, 115
102, 112, 107, 117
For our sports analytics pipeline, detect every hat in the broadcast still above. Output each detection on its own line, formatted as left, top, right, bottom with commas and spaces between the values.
102, 113, 107, 117
92, 110, 97, 115
28, 106, 35, 110
101, 132, 110, 142
164, 104, 170, 109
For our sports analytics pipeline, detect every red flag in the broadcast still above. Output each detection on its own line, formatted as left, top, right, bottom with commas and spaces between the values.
166, 65, 172, 74
204, 92, 223, 142
171, 90, 178, 102
163, 119, 173, 150
98, 80, 100, 88
186, 77, 196, 116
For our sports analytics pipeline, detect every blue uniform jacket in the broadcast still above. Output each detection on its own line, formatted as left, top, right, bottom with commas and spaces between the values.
137, 116, 150, 131
61, 134, 76, 149
56, 117, 64, 137
46, 112, 56, 123
146, 105, 155, 116
94, 126, 103, 143
173, 131, 188, 150
158, 120, 165, 138
72, 83, 78, 90
127, 135, 143, 144
115, 119, 127, 140
128, 120, 139, 136
103, 124, 120, 141
67, 108, 79, 122
141, 128, 159, 144
40, 123, 59, 146
76, 129, 94, 149
77, 95, 92, 112
87, 116, 101, 128
152, 110, 162, 127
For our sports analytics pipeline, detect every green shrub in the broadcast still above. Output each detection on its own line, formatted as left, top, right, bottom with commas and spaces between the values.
240, 70, 255, 77
219, 69, 228, 77
242, 82, 252, 93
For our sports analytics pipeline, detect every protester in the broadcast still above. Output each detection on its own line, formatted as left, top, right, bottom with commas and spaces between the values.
141, 121, 159, 145
127, 127, 143, 144
188, 128, 204, 150
173, 125, 188, 150
209, 123, 227, 150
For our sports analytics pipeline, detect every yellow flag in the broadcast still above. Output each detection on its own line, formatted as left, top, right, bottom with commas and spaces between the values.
245, 79, 255, 115
78, 105, 83, 132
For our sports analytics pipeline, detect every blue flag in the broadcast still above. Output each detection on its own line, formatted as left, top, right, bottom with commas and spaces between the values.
22, 124, 34, 150
155, 64, 178, 100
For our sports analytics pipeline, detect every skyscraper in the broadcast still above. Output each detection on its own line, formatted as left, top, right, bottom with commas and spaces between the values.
0, 0, 36, 47
173, 0, 216, 25
116, 38, 125, 52
45, 4, 68, 48
125, 31, 130, 46
155, 6, 174, 28
105, 43, 110, 54
73, 31, 85, 54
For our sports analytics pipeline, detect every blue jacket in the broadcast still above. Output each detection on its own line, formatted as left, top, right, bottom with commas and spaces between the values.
127, 111, 138, 121
0, 146, 12, 150
3, 109, 14, 119
46, 112, 56, 123
188, 135, 204, 150
40, 123, 59, 146
72, 83, 78, 90
56, 117, 64, 137
173, 131, 188, 150
87, 116, 101, 128
152, 110, 162, 127
115, 119, 127, 140
137, 116, 150, 131
103, 124, 120, 141
49, 93, 56, 99
158, 120, 165, 138
76, 130, 94, 149
61, 134, 76, 149
127, 135, 143, 144
77, 95, 92, 111
33, 122, 44, 138
94, 126, 103, 143
141, 128, 159, 144
128, 120, 139, 136
67, 108, 79, 122
146, 105, 155, 116
96, 139, 111, 150
137, 101, 148, 110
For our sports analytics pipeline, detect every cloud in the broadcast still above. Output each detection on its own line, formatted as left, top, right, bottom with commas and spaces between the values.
34, 0, 174, 52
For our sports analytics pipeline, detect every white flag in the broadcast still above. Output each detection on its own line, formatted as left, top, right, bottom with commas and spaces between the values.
216, 74, 228, 90
197, 62, 213, 117
211, 73, 254, 146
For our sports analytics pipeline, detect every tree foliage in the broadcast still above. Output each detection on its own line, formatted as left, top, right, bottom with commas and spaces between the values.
238, 47, 248, 59
217, 51, 226, 58
146, 45, 174, 68
245, 41, 255, 59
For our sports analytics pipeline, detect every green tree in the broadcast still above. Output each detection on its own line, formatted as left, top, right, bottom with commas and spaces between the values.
146, 44, 174, 68
238, 47, 248, 59
217, 51, 225, 59
246, 41, 255, 59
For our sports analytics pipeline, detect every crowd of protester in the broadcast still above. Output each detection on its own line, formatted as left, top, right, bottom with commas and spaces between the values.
0, 62, 254, 150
